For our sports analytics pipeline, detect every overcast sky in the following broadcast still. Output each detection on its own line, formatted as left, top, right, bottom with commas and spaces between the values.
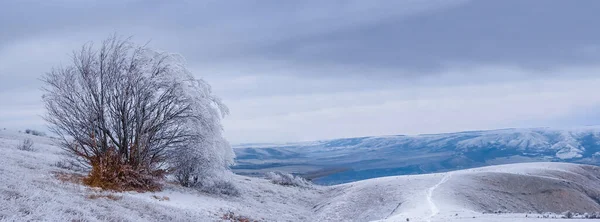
2, 0, 600, 143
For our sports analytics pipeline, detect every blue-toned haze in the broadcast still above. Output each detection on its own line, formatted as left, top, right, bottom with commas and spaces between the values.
233, 126, 600, 184
1, 0, 600, 143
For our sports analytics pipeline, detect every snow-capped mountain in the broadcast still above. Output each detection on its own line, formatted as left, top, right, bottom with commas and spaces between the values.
233, 127, 600, 185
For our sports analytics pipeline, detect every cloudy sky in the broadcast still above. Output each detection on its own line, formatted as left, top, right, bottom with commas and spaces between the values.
1, 0, 600, 143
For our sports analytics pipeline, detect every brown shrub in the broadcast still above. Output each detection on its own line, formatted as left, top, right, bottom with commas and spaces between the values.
82, 150, 161, 192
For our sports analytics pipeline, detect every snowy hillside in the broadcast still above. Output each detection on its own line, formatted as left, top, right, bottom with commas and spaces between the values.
0, 129, 323, 221
233, 127, 600, 185
2, 128, 600, 221
318, 162, 600, 222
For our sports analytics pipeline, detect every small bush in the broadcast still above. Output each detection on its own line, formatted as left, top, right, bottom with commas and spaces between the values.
587, 212, 600, 219
54, 160, 70, 169
562, 211, 573, 219
172, 159, 198, 187
83, 150, 162, 192
200, 180, 240, 197
53, 159, 87, 172
24, 129, 46, 136
222, 211, 259, 222
16, 138, 35, 152
265, 171, 312, 187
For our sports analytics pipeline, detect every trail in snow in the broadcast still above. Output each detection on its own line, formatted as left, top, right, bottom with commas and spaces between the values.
426, 173, 452, 222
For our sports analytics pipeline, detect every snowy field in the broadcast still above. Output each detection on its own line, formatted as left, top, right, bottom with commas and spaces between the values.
2, 129, 600, 221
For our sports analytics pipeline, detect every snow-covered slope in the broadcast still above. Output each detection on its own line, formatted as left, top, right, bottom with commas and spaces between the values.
0, 130, 323, 221
233, 127, 600, 185
314, 162, 600, 221
2, 129, 600, 222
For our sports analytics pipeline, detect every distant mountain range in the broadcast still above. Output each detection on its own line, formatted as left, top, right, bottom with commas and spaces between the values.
232, 127, 600, 185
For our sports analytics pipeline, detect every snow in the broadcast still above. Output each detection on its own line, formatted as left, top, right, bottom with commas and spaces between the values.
2, 128, 600, 221
426, 173, 452, 222
0, 130, 322, 221
234, 126, 600, 185
235, 127, 596, 157
555, 144, 584, 159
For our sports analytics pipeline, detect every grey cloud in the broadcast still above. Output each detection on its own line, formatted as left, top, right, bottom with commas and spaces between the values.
252, 0, 600, 73
0, 1, 464, 67
3, 0, 599, 75
2, 0, 600, 142
2, 0, 599, 94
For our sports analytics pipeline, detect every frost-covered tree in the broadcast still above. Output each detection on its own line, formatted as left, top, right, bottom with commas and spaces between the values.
42, 35, 233, 190
167, 57, 235, 188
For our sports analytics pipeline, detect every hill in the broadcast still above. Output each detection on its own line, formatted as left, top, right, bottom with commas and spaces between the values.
2, 129, 600, 221
233, 127, 600, 185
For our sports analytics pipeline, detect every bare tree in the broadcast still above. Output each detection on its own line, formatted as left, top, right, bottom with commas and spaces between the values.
42, 36, 231, 190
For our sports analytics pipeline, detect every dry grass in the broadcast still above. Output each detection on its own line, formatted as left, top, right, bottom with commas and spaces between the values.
82, 151, 162, 192
53, 171, 84, 184
86, 193, 122, 201
152, 195, 170, 201
16, 138, 35, 152
221, 211, 260, 222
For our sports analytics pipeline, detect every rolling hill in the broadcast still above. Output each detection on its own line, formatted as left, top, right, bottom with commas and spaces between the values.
233, 127, 600, 185
2, 129, 600, 221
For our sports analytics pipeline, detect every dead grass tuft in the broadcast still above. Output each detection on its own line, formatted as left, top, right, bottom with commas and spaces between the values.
151, 195, 170, 201
222, 211, 260, 222
53, 171, 84, 184
87, 193, 122, 201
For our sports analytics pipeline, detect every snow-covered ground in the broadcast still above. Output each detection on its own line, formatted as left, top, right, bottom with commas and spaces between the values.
2, 129, 600, 221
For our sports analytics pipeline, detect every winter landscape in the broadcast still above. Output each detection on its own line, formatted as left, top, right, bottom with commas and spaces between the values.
4, 128, 600, 222
3, 0, 600, 222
